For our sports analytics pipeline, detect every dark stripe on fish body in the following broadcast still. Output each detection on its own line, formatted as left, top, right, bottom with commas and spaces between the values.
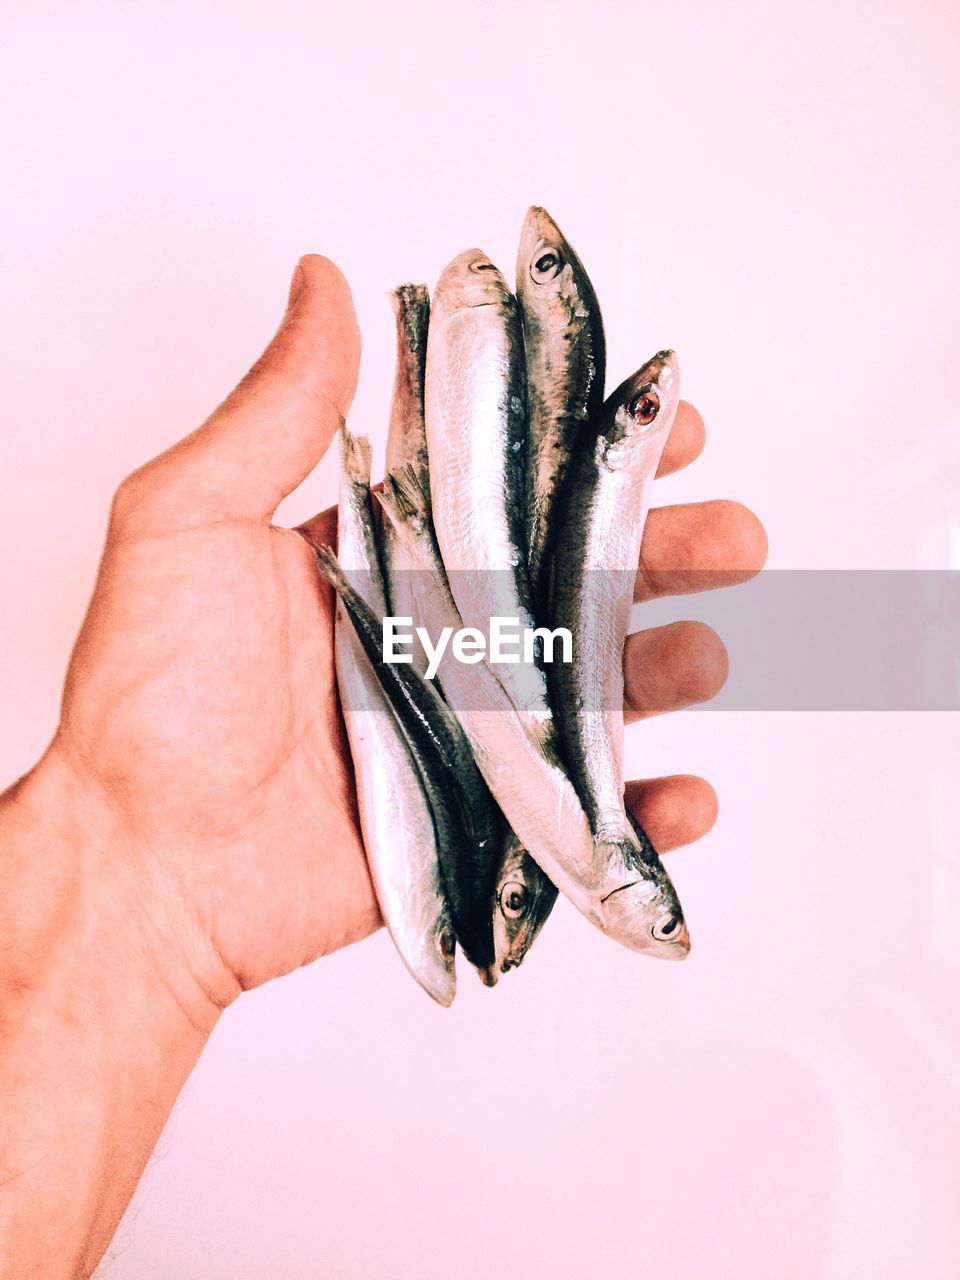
318, 549, 500, 972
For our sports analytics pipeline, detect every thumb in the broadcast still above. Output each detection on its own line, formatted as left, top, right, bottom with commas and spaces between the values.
154, 255, 361, 521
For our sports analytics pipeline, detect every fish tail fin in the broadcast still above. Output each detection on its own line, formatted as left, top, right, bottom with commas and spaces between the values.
381, 462, 431, 530
390, 282, 430, 322
339, 424, 373, 484
314, 543, 348, 594
376, 484, 406, 545
316, 545, 381, 655
393, 460, 431, 515
386, 286, 430, 474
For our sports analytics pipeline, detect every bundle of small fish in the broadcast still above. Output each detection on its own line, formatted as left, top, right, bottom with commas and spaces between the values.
317, 207, 688, 1005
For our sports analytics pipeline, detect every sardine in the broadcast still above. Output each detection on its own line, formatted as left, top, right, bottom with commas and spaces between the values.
333, 428, 456, 1005
550, 352, 689, 954
381, 290, 550, 975
424, 249, 556, 749
499, 206, 608, 963
384, 448, 548, 977
382, 284, 431, 677
317, 542, 502, 984
378, 466, 687, 958
517, 205, 606, 611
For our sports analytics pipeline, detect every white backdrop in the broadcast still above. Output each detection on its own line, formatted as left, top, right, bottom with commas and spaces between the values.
2, 2, 958, 1277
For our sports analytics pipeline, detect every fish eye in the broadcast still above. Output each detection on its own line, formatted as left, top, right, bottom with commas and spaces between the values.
652, 912, 682, 941
499, 880, 529, 919
530, 246, 563, 283
629, 388, 660, 426
469, 259, 497, 274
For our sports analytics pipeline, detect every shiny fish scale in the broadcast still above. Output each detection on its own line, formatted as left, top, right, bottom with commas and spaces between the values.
332, 427, 456, 1005
318, 541, 502, 982
500, 207, 608, 959
379, 465, 687, 958
517, 206, 606, 609
383, 283, 431, 677
425, 249, 556, 750
549, 352, 690, 956
381, 466, 556, 975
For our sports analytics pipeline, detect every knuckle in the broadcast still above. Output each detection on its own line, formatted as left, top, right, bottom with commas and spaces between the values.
108, 460, 168, 531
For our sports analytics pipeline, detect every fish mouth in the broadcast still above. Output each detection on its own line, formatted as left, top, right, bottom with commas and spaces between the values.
521, 204, 561, 248
492, 917, 528, 976
422, 970, 457, 1007
498, 936, 532, 975
639, 349, 678, 389
600, 879, 642, 903
435, 248, 508, 310
517, 205, 569, 286
598, 881, 691, 959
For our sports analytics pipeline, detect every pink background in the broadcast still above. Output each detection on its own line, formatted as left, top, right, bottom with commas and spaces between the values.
2, 2, 959, 1276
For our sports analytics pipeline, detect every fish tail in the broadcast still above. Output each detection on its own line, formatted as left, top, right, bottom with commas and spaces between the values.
376, 484, 407, 543
390, 281, 430, 324
314, 543, 347, 593
381, 462, 431, 528
386, 286, 431, 475
339, 424, 373, 484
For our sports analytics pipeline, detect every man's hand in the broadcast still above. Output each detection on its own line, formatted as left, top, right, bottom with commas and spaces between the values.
0, 256, 765, 1278
32, 255, 766, 1008
50, 259, 376, 1009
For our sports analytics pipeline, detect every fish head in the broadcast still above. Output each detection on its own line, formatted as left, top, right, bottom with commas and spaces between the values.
598, 873, 690, 960
434, 248, 512, 311
601, 350, 680, 473
492, 837, 560, 974
517, 206, 574, 303
417, 918, 458, 1007
517, 206, 600, 327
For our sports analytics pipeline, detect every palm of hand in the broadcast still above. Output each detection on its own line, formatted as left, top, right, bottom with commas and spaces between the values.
58, 500, 378, 997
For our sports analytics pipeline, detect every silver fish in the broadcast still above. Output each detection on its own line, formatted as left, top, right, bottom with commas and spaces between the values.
550, 352, 689, 955
320, 531, 502, 985
333, 427, 457, 1005
378, 466, 684, 958
517, 205, 605, 611
384, 446, 547, 976
382, 284, 431, 677
500, 206, 607, 963
381, 289, 546, 976
424, 248, 555, 750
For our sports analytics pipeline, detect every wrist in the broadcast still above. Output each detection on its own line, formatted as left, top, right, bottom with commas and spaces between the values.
0, 750, 220, 1277
1, 746, 224, 1040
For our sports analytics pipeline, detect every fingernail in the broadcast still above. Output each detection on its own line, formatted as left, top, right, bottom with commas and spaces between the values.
287, 263, 305, 309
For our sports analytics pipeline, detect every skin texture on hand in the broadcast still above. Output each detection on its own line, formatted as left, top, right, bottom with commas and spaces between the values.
51, 258, 376, 1006
0, 256, 766, 1278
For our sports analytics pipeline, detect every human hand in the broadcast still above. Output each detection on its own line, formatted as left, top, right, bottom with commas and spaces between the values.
35, 256, 766, 1014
